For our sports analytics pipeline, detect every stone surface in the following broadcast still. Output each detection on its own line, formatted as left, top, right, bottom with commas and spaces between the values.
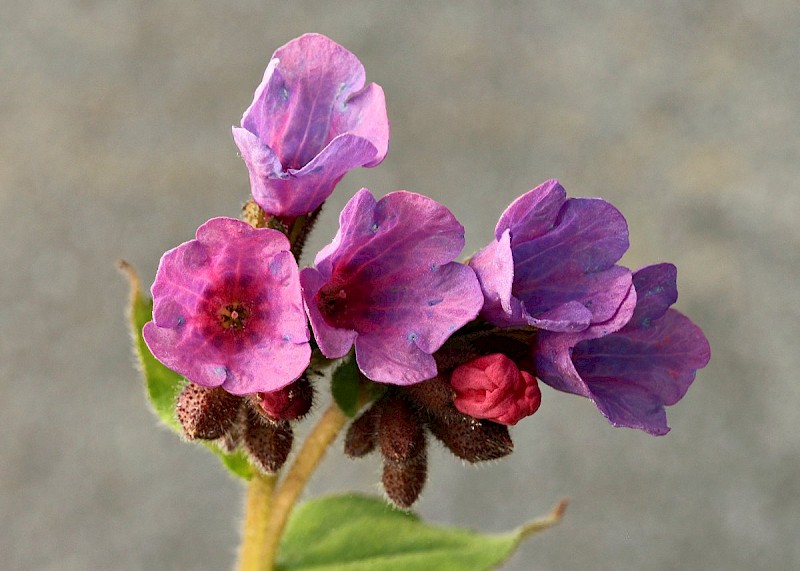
2, 1, 798, 569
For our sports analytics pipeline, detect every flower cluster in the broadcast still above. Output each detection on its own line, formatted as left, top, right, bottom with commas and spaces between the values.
143, 33, 710, 507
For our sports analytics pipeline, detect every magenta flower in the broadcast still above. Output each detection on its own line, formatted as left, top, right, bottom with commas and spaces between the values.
450, 353, 541, 426
301, 189, 483, 385
535, 264, 710, 435
232, 33, 390, 218
469, 179, 633, 333
143, 217, 310, 395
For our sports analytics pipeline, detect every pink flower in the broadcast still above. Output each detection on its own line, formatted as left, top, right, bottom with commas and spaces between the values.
450, 354, 541, 425
143, 217, 310, 395
301, 188, 483, 385
232, 34, 389, 217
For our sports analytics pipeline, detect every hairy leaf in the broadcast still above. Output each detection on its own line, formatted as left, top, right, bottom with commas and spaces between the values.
277, 493, 566, 570
121, 260, 253, 480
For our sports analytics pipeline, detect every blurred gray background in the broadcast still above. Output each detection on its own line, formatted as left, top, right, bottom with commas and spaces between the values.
2, 1, 798, 569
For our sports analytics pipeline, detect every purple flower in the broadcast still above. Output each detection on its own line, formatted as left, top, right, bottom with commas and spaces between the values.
232, 33, 389, 218
301, 189, 483, 385
535, 264, 711, 435
469, 179, 633, 333
143, 217, 310, 395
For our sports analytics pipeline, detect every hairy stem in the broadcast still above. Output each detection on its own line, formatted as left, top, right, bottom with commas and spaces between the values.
261, 403, 348, 569
237, 471, 278, 571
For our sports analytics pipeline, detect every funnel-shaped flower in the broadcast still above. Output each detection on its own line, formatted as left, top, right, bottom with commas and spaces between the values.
143, 217, 310, 395
469, 179, 632, 333
232, 33, 389, 217
301, 189, 483, 385
535, 264, 710, 435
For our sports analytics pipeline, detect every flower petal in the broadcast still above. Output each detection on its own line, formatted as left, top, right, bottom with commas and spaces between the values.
357, 261, 482, 356
509, 197, 630, 329
572, 308, 710, 434
234, 34, 389, 217
535, 282, 637, 398
495, 179, 566, 243
354, 329, 438, 385
300, 266, 357, 359
472, 180, 631, 332
470, 229, 518, 324
306, 189, 482, 384
241, 34, 367, 168
234, 128, 378, 217
626, 263, 678, 326
316, 189, 467, 274
143, 218, 310, 395
536, 264, 710, 434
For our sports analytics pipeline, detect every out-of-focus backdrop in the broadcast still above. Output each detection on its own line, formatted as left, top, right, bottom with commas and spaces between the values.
2, 1, 798, 569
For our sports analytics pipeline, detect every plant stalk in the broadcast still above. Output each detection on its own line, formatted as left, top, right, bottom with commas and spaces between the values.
237, 471, 278, 571
260, 403, 348, 569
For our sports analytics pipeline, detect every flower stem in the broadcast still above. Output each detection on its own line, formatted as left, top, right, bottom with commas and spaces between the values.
261, 403, 349, 569
237, 471, 278, 571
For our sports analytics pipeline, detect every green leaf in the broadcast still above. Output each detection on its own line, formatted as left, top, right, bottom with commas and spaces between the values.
120, 260, 253, 480
276, 494, 567, 571
217, 448, 255, 480
331, 355, 361, 417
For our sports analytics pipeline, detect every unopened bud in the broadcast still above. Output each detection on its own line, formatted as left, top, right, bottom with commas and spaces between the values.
450, 353, 541, 425
344, 405, 380, 458
377, 395, 425, 464
217, 407, 247, 453
176, 383, 243, 440
433, 335, 482, 372
382, 448, 428, 509
403, 375, 458, 420
252, 377, 314, 422
243, 412, 294, 473
428, 415, 513, 463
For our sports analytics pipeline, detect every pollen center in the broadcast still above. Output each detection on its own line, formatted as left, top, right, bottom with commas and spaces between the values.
219, 302, 249, 331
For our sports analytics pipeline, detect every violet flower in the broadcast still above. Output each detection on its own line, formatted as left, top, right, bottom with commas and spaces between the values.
469, 179, 633, 333
143, 217, 310, 395
232, 33, 389, 218
535, 264, 711, 435
301, 188, 483, 385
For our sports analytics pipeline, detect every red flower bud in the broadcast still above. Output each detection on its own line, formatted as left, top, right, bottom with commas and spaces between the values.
252, 377, 313, 421
450, 353, 541, 425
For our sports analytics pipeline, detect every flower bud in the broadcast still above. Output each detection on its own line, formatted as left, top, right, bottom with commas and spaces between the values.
382, 448, 427, 509
252, 376, 314, 422
217, 407, 247, 452
377, 395, 425, 464
403, 375, 459, 421
428, 415, 513, 463
344, 405, 380, 458
243, 412, 294, 473
176, 383, 243, 440
450, 353, 541, 426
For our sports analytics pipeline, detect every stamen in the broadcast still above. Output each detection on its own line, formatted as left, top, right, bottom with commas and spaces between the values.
219, 302, 249, 331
